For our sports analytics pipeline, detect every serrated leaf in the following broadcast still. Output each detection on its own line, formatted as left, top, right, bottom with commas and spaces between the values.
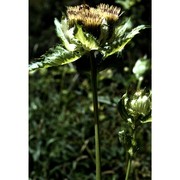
102, 38, 131, 58
29, 45, 85, 71
75, 25, 99, 51
109, 18, 131, 44
115, 19, 131, 37
126, 25, 147, 39
101, 25, 147, 58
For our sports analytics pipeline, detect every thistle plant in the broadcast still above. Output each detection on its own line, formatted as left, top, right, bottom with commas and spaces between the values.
29, 3, 147, 180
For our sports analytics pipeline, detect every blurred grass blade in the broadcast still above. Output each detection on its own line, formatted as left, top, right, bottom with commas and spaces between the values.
29, 45, 84, 71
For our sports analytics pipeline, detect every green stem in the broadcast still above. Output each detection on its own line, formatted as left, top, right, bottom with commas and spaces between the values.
90, 53, 102, 180
137, 76, 143, 90
125, 128, 136, 180
125, 156, 132, 180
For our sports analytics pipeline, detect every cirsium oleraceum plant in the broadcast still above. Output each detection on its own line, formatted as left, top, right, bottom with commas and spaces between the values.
29, 4, 148, 180
29, 3, 147, 71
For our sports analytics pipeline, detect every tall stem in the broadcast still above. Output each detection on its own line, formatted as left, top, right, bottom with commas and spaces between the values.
90, 53, 102, 180
125, 156, 132, 180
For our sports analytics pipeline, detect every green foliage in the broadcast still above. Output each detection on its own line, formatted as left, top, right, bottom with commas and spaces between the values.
29, 62, 151, 179
101, 22, 147, 58
75, 25, 100, 51
29, 45, 85, 71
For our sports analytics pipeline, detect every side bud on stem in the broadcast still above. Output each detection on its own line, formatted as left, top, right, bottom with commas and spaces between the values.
118, 89, 151, 164
118, 89, 151, 124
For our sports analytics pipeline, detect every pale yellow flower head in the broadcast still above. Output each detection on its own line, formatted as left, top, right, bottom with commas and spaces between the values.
66, 4, 121, 28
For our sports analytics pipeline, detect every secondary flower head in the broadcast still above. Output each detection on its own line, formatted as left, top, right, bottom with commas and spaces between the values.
118, 89, 151, 122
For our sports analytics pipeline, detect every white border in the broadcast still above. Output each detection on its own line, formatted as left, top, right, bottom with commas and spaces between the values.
0, 0, 28, 180
1, 0, 180, 179
152, 0, 180, 179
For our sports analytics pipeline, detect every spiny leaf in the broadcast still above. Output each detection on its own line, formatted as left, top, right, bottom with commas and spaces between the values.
109, 18, 131, 44
29, 45, 85, 71
125, 25, 147, 39
101, 25, 147, 59
75, 25, 99, 51
115, 19, 131, 37
101, 38, 132, 59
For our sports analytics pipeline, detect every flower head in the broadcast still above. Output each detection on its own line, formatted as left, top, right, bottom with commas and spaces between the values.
97, 4, 121, 22
67, 4, 121, 28
29, 4, 147, 71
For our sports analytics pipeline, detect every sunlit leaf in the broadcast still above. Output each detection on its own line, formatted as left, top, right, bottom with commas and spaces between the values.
29, 45, 85, 71
54, 18, 76, 51
109, 18, 131, 43
75, 25, 99, 51
101, 25, 147, 58
126, 25, 147, 39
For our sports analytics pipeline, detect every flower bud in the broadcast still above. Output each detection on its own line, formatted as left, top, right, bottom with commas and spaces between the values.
118, 89, 151, 121
132, 56, 150, 80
